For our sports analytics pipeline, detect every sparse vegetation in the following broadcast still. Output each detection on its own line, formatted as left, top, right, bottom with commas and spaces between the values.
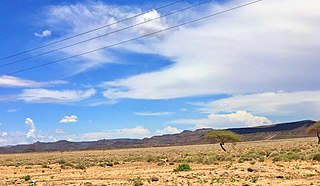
129, 177, 145, 186
250, 176, 259, 183
306, 121, 320, 144
312, 153, 320, 161
205, 130, 242, 151
0, 138, 319, 185
21, 175, 31, 181
173, 164, 192, 172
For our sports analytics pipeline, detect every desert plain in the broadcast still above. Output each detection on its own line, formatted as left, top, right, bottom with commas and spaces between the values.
0, 137, 319, 186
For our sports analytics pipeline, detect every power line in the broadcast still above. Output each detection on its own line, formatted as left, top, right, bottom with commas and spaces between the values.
0, 0, 212, 68
0, 0, 184, 61
6, 0, 264, 76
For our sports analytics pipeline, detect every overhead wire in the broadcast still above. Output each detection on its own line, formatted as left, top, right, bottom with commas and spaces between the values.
6, 0, 264, 75
0, 0, 213, 68
0, 0, 184, 61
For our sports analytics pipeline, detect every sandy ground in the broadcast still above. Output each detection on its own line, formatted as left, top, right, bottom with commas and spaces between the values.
0, 138, 319, 185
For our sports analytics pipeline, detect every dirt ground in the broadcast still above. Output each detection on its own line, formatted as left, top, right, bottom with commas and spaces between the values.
0, 138, 319, 186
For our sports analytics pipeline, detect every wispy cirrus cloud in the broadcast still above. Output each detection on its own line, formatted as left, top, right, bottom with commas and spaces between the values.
0, 75, 68, 88
134, 111, 173, 116
7, 108, 18, 113
100, 0, 320, 100
42, 2, 171, 74
36, 0, 320, 101
18, 88, 96, 103
54, 129, 65, 134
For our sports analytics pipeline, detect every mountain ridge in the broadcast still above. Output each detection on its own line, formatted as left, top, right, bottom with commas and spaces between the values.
0, 120, 315, 154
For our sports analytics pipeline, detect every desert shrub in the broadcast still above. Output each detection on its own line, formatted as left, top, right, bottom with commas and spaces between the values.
74, 164, 86, 170
311, 153, 320, 161
60, 164, 68, 169
157, 162, 164, 166
237, 158, 244, 163
306, 173, 315, 177
240, 156, 252, 161
41, 164, 50, 168
56, 159, 66, 165
21, 175, 31, 181
56, 159, 74, 168
272, 156, 281, 162
173, 164, 192, 172
211, 178, 226, 183
129, 177, 145, 186
194, 155, 205, 164
146, 155, 157, 163
250, 176, 259, 183
288, 147, 301, 153
272, 152, 305, 162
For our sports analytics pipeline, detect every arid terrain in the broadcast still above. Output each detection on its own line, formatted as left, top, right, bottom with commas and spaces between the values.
0, 137, 319, 186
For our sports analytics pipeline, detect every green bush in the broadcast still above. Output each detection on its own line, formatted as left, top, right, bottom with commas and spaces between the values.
173, 164, 192, 172
21, 175, 31, 181
250, 176, 259, 183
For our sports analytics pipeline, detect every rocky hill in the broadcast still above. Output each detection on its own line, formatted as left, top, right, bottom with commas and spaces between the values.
0, 120, 315, 154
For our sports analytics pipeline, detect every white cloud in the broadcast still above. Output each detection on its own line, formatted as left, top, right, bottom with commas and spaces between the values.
18, 88, 96, 103
0, 118, 57, 146
54, 129, 65, 134
7, 109, 17, 113
36, 0, 320, 100
69, 126, 151, 141
135, 111, 173, 116
34, 29, 52, 38
155, 126, 182, 135
0, 75, 68, 88
1, 132, 7, 136
133, 9, 167, 35
0, 131, 57, 147
25, 118, 36, 138
197, 91, 320, 120
86, 99, 118, 106
173, 111, 272, 129
99, 0, 320, 99
43, 3, 128, 73
60, 115, 78, 123
1, 124, 184, 146
0, 131, 27, 146
42, 2, 173, 74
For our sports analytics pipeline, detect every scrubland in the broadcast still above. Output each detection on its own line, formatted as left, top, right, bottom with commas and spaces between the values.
0, 137, 319, 185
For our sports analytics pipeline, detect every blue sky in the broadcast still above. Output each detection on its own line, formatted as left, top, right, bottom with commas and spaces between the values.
0, 0, 319, 146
